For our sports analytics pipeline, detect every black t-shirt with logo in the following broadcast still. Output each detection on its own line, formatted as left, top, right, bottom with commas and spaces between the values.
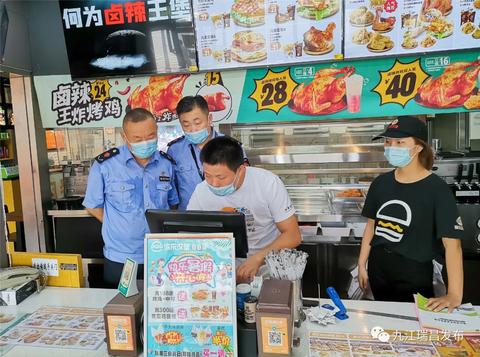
362, 170, 464, 263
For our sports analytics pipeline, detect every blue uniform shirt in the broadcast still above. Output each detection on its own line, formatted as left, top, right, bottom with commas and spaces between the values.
167, 130, 222, 210
83, 145, 179, 263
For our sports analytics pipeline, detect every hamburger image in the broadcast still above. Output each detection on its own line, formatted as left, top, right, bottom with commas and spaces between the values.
297, 0, 339, 20
375, 200, 412, 242
231, 0, 265, 27
231, 31, 267, 63
90, 29, 149, 70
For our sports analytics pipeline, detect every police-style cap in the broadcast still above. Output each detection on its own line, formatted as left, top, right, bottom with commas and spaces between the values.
372, 116, 428, 142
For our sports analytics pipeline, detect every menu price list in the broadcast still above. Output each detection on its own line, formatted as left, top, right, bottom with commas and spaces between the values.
193, 0, 344, 71
345, 0, 480, 59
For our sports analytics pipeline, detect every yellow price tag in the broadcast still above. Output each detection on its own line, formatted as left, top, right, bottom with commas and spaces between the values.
249, 68, 298, 114
90, 80, 111, 102
373, 59, 429, 107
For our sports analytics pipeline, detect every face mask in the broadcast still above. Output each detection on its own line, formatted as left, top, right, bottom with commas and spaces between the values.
207, 170, 239, 196
185, 127, 209, 145
384, 146, 415, 167
129, 138, 158, 159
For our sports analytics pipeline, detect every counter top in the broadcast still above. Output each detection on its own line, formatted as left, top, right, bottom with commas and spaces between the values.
0, 287, 424, 357
47, 210, 92, 218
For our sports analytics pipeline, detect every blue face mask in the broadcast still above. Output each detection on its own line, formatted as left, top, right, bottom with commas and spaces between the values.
207, 170, 239, 196
129, 138, 158, 159
384, 146, 414, 167
185, 128, 209, 145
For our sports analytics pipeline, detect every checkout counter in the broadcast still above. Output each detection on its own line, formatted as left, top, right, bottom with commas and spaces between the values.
47, 118, 480, 302
1, 286, 426, 357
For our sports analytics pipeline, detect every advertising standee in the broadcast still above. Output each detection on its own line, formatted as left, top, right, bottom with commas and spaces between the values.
145, 233, 237, 357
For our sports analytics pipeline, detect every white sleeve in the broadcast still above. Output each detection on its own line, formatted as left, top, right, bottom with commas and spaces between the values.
187, 187, 202, 210
267, 174, 295, 223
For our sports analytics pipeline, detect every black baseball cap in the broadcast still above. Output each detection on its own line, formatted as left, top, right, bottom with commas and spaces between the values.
372, 116, 428, 142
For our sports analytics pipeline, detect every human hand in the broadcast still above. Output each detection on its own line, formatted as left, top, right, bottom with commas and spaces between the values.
358, 265, 369, 291
236, 253, 264, 283
426, 294, 462, 313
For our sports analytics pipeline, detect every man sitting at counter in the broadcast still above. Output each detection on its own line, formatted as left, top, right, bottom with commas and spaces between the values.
83, 108, 179, 286
187, 136, 301, 282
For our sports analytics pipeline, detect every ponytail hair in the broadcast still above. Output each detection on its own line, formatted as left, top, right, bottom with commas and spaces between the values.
414, 138, 434, 171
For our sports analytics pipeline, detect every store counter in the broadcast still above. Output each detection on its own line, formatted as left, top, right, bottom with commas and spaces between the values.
0, 287, 422, 357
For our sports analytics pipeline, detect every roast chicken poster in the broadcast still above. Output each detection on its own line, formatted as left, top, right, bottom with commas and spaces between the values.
34, 50, 479, 128
345, 0, 480, 59
192, 0, 344, 70
239, 50, 480, 122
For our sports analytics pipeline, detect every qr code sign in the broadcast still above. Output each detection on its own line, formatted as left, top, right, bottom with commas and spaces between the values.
114, 327, 128, 344
268, 330, 282, 346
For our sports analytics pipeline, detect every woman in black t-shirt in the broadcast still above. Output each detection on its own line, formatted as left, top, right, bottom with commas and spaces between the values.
358, 116, 463, 312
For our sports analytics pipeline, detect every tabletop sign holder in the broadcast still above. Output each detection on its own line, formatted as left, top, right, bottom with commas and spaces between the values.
145, 233, 237, 357
118, 258, 138, 297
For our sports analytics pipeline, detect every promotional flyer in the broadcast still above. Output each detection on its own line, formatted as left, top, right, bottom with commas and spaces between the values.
145, 234, 237, 357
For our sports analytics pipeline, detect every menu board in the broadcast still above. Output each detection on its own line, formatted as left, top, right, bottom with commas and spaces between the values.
193, 0, 343, 71
345, 0, 480, 58
456, 0, 480, 49
145, 233, 237, 357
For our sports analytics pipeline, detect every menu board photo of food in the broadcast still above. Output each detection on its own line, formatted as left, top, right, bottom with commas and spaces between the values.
345, 0, 480, 59
456, 0, 480, 49
345, 0, 400, 58
193, 0, 344, 71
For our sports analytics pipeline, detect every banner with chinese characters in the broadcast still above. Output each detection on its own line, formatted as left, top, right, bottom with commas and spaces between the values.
34, 71, 245, 127
34, 50, 480, 128
145, 233, 237, 357
59, 0, 197, 79
192, 0, 343, 71
237, 50, 480, 122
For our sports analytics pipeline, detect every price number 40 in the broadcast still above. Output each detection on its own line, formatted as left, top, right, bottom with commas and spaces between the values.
385, 72, 417, 99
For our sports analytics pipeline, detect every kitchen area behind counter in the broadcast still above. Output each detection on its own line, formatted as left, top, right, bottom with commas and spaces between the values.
44, 116, 480, 303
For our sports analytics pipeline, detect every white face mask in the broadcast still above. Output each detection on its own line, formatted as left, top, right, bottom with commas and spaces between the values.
206, 169, 240, 196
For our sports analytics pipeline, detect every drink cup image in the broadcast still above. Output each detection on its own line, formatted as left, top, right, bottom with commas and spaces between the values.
345, 74, 364, 113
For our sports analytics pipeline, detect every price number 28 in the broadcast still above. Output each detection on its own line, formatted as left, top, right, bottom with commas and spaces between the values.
261, 81, 288, 106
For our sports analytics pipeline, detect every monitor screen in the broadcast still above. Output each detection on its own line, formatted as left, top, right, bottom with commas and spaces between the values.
145, 210, 248, 258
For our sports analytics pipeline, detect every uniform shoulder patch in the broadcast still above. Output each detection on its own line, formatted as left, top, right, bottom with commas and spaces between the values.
95, 148, 120, 164
159, 151, 176, 164
167, 135, 185, 147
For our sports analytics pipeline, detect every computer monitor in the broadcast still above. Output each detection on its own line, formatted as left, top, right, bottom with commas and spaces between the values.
145, 210, 249, 258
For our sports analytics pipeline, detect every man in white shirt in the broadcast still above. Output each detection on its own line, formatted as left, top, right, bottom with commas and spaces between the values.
187, 136, 301, 281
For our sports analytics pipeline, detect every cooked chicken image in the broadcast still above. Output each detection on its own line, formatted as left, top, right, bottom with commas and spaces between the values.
421, 0, 452, 15
464, 95, 480, 110
417, 61, 480, 108
203, 92, 230, 112
304, 23, 336, 52
291, 66, 355, 115
128, 75, 189, 118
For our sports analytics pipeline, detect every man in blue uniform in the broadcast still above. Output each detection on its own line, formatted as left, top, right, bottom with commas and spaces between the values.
168, 95, 248, 210
83, 108, 178, 286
